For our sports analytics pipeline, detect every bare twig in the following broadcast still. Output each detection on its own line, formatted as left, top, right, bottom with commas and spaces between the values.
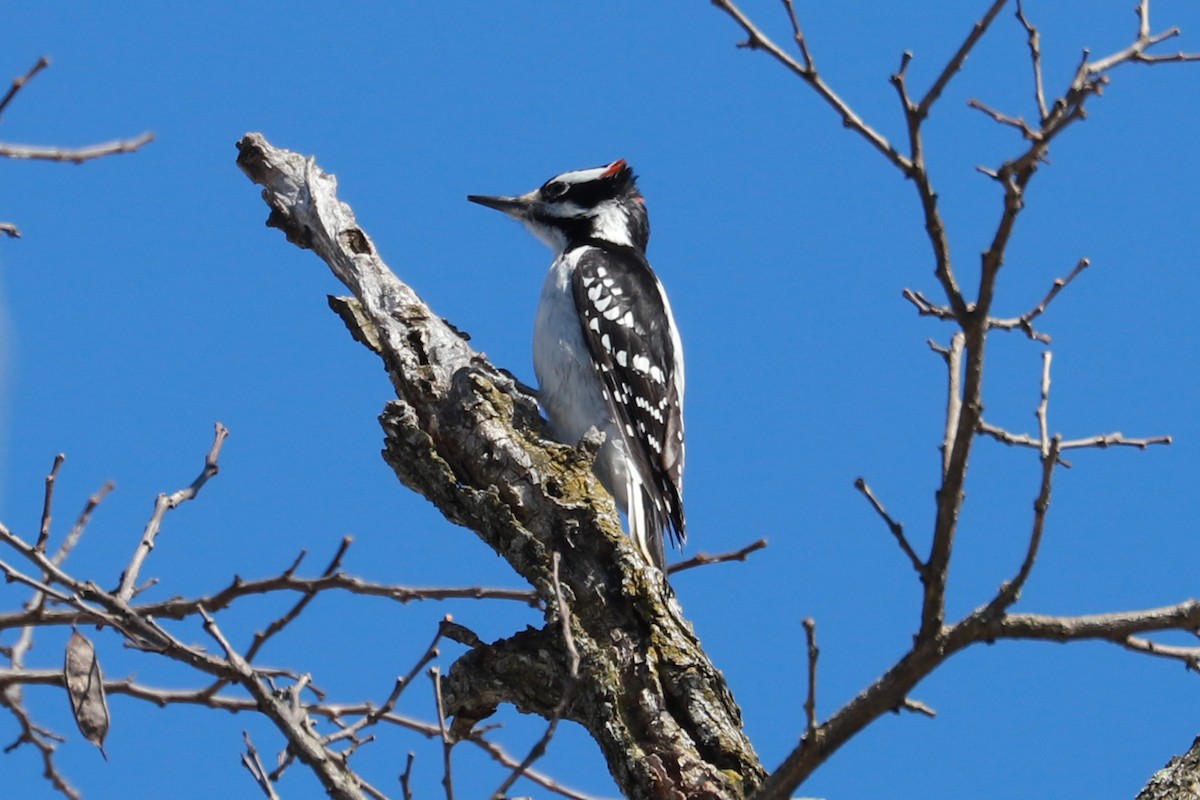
1122, 635, 1200, 670
0, 133, 156, 164
399, 752, 416, 800
779, 0, 814, 70
1036, 352, 1052, 458
249, 536, 351, 661
710, 0, 911, 171
493, 554, 581, 797
978, 421, 1170, 457
1087, 1, 1200, 74
430, 667, 455, 800
988, 258, 1091, 342
58, 482, 115, 566
801, 618, 819, 736
117, 423, 228, 601
668, 537, 768, 574
995, 434, 1060, 613
36, 454, 66, 551
325, 621, 444, 747
0, 691, 79, 800
0, 572, 537, 632
854, 478, 924, 577
902, 289, 955, 322
1015, 0, 1049, 121
917, 0, 1009, 119
931, 333, 965, 479
967, 97, 1040, 140
901, 698, 937, 718
0, 56, 50, 121
240, 731, 281, 800
1059, 432, 1172, 450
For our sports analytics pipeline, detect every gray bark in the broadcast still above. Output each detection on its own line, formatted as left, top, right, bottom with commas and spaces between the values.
1139, 737, 1200, 800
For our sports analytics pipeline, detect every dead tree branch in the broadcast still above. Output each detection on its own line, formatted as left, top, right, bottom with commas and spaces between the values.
236, 132, 765, 798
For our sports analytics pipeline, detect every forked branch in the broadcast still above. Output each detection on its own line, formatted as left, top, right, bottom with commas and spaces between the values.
710, 4, 1193, 799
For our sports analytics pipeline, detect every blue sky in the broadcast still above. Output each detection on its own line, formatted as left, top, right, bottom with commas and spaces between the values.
2, 2, 1199, 798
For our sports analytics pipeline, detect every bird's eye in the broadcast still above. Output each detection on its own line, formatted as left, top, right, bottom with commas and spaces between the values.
542, 181, 568, 201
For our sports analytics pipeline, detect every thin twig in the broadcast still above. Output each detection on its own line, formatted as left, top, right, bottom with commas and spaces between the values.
0, 573, 537, 632
854, 478, 924, 577
779, 0, 814, 69
325, 620, 444, 746
200, 536, 354, 701
430, 667, 455, 800
988, 258, 1091, 342
977, 420, 1170, 456
916, 0, 1008, 119
36, 454, 66, 551
668, 538, 768, 574
710, 0, 911, 171
249, 536, 351, 661
0, 691, 79, 800
902, 289, 955, 322
1015, 0, 1049, 121
0, 56, 50, 121
1121, 635, 1200, 670
0, 133, 156, 164
493, 553, 581, 797
1036, 352, 1052, 458
933, 333, 965, 479
801, 618, 819, 736
1087, 0, 1200, 74
993, 432, 1062, 612
469, 733, 604, 800
900, 698, 937, 718
240, 731, 281, 800
1058, 432, 1172, 450
58, 481, 115, 566
400, 752, 416, 800
117, 423, 229, 601
967, 98, 1039, 140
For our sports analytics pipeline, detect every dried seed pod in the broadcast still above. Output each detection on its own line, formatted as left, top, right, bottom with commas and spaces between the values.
64, 630, 109, 759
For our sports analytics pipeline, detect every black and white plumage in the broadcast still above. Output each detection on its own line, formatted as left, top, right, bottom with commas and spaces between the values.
468, 160, 685, 569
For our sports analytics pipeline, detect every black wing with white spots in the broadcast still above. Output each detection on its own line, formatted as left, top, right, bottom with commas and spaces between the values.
571, 245, 685, 548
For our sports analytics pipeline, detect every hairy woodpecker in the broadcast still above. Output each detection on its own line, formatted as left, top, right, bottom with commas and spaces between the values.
468, 160, 685, 570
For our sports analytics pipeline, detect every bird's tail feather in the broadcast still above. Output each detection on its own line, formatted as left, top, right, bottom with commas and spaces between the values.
626, 472, 666, 570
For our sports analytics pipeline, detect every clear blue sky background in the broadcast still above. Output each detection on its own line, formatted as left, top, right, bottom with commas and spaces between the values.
2, 3, 1198, 798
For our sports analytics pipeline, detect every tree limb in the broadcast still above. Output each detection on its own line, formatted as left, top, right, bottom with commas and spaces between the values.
236, 132, 766, 799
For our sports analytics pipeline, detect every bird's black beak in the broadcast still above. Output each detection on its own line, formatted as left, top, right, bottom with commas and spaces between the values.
467, 193, 530, 219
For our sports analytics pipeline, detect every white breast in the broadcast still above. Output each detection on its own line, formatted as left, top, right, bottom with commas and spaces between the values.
533, 248, 615, 446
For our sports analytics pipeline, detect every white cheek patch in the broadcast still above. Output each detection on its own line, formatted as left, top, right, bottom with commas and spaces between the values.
590, 201, 635, 247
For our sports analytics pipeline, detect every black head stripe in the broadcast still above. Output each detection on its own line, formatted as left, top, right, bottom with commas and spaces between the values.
541, 162, 641, 210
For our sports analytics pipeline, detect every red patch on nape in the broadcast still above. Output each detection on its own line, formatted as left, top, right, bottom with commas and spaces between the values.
602, 159, 627, 178
634, 196, 646, 204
